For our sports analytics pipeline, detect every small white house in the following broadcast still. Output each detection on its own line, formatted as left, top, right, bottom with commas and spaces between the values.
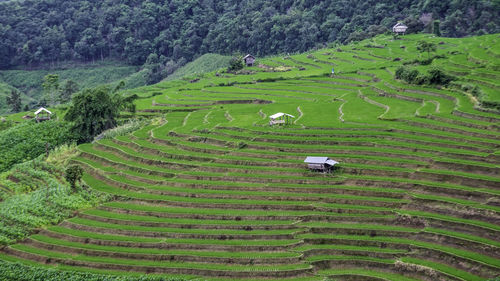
269, 112, 294, 126
393, 22, 408, 35
243, 54, 256, 66
34, 107, 52, 122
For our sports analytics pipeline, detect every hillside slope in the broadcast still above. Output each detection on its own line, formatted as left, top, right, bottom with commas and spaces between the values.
0, 62, 145, 112
163, 54, 232, 82
0, 34, 499, 280
0, 0, 498, 69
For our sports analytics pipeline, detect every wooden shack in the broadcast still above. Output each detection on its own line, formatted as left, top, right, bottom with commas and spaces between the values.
35, 107, 52, 122
243, 54, 256, 66
393, 22, 408, 35
269, 112, 294, 126
304, 156, 338, 172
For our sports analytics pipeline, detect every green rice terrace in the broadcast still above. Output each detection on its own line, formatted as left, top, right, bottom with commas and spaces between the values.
1, 33, 500, 280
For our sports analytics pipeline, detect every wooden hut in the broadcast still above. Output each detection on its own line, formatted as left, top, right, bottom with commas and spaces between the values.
304, 156, 338, 172
243, 54, 256, 66
35, 107, 52, 122
393, 23, 408, 35
269, 112, 294, 126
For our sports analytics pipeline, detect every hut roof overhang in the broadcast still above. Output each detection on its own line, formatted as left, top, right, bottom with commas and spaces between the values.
304, 156, 338, 166
269, 112, 295, 119
393, 23, 408, 32
243, 54, 255, 60
34, 107, 52, 115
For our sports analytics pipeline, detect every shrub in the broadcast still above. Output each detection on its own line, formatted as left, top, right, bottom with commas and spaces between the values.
395, 66, 453, 86
228, 56, 244, 71
406, 69, 420, 84
238, 142, 248, 149
395, 66, 406, 80
427, 67, 454, 86
65, 165, 83, 191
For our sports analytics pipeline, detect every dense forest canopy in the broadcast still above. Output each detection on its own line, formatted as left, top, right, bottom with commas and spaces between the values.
0, 0, 499, 69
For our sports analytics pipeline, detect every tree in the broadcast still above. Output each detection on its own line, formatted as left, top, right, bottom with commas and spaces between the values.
42, 74, 60, 106
427, 67, 454, 86
228, 55, 244, 71
59, 80, 79, 103
64, 85, 136, 143
65, 165, 83, 191
6, 90, 21, 113
416, 40, 436, 59
433, 20, 441, 36
143, 53, 163, 84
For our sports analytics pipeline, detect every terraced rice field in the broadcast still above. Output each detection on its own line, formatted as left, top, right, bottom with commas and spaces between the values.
1, 34, 500, 280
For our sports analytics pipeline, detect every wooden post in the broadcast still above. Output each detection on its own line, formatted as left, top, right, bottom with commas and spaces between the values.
45, 142, 49, 158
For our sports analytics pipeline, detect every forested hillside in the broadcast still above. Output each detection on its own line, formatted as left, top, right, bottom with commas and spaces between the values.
0, 0, 499, 70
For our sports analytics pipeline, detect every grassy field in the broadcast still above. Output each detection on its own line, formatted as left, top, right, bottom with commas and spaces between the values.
0, 33, 499, 280
163, 53, 232, 81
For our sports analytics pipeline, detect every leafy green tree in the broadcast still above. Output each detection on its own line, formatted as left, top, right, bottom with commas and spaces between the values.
427, 67, 454, 85
228, 55, 244, 71
416, 40, 437, 59
433, 20, 441, 36
59, 80, 79, 103
42, 74, 60, 106
64, 85, 136, 143
6, 90, 21, 113
143, 53, 163, 84
65, 165, 83, 191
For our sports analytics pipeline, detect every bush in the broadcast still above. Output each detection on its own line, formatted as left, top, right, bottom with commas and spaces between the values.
427, 67, 454, 86
238, 142, 248, 149
228, 56, 244, 71
65, 165, 83, 191
395, 66, 453, 86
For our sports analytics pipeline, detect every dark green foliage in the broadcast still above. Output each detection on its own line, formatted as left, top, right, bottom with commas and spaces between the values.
0, 119, 13, 131
417, 41, 437, 59
395, 66, 454, 86
143, 53, 163, 85
6, 90, 21, 113
0, 261, 185, 281
0, 0, 498, 69
238, 141, 248, 149
64, 86, 136, 143
42, 74, 59, 106
65, 165, 83, 191
0, 121, 76, 172
427, 67, 454, 85
229, 56, 244, 72
59, 79, 79, 103
433, 20, 441, 36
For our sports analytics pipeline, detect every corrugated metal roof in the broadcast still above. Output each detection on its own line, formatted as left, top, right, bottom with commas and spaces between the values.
304, 157, 338, 166
304, 157, 329, 164
326, 159, 339, 166
34, 107, 52, 115
243, 54, 255, 59
393, 22, 407, 28
269, 112, 295, 119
